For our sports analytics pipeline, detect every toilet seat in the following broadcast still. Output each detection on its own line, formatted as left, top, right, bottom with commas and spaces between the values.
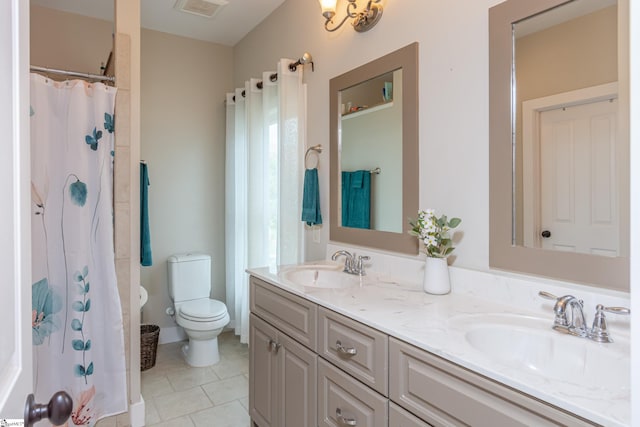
178, 299, 228, 322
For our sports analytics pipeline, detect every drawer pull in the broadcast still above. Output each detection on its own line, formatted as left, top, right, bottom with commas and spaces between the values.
336, 340, 357, 356
336, 408, 357, 426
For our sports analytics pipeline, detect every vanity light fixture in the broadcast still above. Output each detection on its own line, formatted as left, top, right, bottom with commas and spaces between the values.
318, 0, 383, 33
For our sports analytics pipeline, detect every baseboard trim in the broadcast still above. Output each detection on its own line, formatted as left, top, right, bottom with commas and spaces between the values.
158, 326, 187, 344
130, 396, 145, 427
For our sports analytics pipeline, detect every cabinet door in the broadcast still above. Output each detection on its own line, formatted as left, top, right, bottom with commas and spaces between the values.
250, 314, 278, 427
277, 332, 317, 427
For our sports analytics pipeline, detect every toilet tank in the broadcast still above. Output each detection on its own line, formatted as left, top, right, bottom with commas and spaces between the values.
168, 253, 211, 303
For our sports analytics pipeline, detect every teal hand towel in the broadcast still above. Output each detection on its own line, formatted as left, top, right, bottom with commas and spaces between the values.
341, 170, 370, 229
140, 163, 153, 266
302, 168, 322, 226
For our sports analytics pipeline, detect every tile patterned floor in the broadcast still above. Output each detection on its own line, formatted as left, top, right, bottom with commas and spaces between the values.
96, 331, 250, 427
144, 332, 250, 427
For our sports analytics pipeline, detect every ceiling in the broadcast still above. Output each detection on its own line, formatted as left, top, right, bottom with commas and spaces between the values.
30, 0, 286, 46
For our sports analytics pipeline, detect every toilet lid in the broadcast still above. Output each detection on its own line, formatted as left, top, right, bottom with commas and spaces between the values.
179, 299, 228, 321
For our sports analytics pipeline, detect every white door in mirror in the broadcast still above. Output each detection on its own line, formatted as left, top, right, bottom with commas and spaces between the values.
539, 98, 619, 256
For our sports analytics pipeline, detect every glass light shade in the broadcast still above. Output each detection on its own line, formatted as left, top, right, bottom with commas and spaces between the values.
318, 0, 337, 14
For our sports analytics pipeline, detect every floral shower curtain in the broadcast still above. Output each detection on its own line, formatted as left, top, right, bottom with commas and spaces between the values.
30, 74, 127, 426
225, 59, 307, 343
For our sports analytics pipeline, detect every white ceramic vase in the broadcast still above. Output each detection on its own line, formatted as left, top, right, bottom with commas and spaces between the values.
422, 257, 451, 295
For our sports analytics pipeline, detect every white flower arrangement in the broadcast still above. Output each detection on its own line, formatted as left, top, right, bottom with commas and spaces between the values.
409, 209, 462, 258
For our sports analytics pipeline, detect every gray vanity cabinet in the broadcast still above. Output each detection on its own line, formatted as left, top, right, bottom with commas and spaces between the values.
249, 278, 318, 427
249, 276, 601, 427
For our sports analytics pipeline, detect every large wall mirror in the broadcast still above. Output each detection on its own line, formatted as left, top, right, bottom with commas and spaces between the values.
330, 43, 419, 254
489, 0, 629, 291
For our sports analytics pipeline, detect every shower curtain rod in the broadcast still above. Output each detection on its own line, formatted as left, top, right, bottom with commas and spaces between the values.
31, 65, 116, 83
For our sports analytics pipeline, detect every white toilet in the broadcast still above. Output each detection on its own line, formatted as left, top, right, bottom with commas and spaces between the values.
168, 253, 230, 367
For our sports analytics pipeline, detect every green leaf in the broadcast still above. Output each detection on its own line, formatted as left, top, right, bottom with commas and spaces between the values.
72, 301, 85, 312
85, 299, 91, 312
71, 319, 83, 331
82, 265, 89, 278
72, 339, 85, 351
84, 340, 92, 351
444, 247, 455, 256
448, 217, 462, 228
77, 284, 85, 294
84, 282, 90, 293
74, 271, 84, 282
86, 362, 94, 376
74, 364, 85, 377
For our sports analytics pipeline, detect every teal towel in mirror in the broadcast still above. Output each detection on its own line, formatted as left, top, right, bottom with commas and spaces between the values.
302, 168, 322, 226
140, 162, 153, 266
342, 170, 371, 229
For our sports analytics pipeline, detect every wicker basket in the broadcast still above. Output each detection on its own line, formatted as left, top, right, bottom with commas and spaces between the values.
140, 324, 160, 371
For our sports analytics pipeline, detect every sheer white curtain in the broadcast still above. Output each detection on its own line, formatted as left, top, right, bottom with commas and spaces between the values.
225, 60, 306, 343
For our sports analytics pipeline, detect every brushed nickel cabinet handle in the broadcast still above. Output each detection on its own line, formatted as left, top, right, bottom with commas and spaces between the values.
336, 340, 357, 356
269, 339, 281, 354
336, 407, 357, 426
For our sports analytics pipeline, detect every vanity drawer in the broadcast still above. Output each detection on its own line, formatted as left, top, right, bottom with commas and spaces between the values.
317, 358, 388, 427
318, 307, 388, 395
389, 402, 432, 427
389, 338, 598, 427
250, 277, 317, 351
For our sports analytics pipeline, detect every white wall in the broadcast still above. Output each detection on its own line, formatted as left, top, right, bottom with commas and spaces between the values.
140, 29, 233, 330
30, 5, 112, 72
234, 0, 501, 267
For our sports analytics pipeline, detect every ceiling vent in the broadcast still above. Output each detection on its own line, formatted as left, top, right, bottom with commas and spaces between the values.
174, 0, 228, 19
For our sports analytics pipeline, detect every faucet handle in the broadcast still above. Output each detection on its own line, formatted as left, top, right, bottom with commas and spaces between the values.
601, 305, 631, 315
354, 255, 370, 276
588, 304, 630, 343
538, 290, 559, 301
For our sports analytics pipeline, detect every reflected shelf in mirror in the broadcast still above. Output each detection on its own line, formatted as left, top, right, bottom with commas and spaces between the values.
330, 42, 419, 254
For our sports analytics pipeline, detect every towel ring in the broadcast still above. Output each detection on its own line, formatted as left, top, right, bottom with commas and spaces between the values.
305, 144, 322, 170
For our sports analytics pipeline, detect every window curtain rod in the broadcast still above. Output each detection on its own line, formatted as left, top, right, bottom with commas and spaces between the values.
230, 53, 315, 102
30, 65, 116, 83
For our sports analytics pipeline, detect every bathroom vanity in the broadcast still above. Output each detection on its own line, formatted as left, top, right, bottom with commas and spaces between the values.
247, 260, 629, 427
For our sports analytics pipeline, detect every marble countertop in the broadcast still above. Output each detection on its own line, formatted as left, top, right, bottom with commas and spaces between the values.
248, 262, 630, 427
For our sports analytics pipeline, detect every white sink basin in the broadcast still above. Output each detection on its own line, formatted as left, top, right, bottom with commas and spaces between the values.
450, 314, 629, 390
280, 264, 363, 289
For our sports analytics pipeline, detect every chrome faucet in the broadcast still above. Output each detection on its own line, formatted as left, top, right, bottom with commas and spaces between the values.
539, 291, 630, 342
552, 294, 588, 337
331, 250, 370, 276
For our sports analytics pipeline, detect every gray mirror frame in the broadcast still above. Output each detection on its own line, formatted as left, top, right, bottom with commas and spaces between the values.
489, 0, 629, 291
330, 42, 419, 254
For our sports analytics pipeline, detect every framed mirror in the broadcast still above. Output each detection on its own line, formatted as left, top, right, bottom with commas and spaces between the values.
330, 43, 419, 254
489, 0, 629, 291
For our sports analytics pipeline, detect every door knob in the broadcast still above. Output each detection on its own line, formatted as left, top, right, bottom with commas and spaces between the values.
541, 230, 551, 238
24, 391, 73, 427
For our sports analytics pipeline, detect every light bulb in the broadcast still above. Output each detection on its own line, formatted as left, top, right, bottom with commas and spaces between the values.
318, 0, 337, 16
